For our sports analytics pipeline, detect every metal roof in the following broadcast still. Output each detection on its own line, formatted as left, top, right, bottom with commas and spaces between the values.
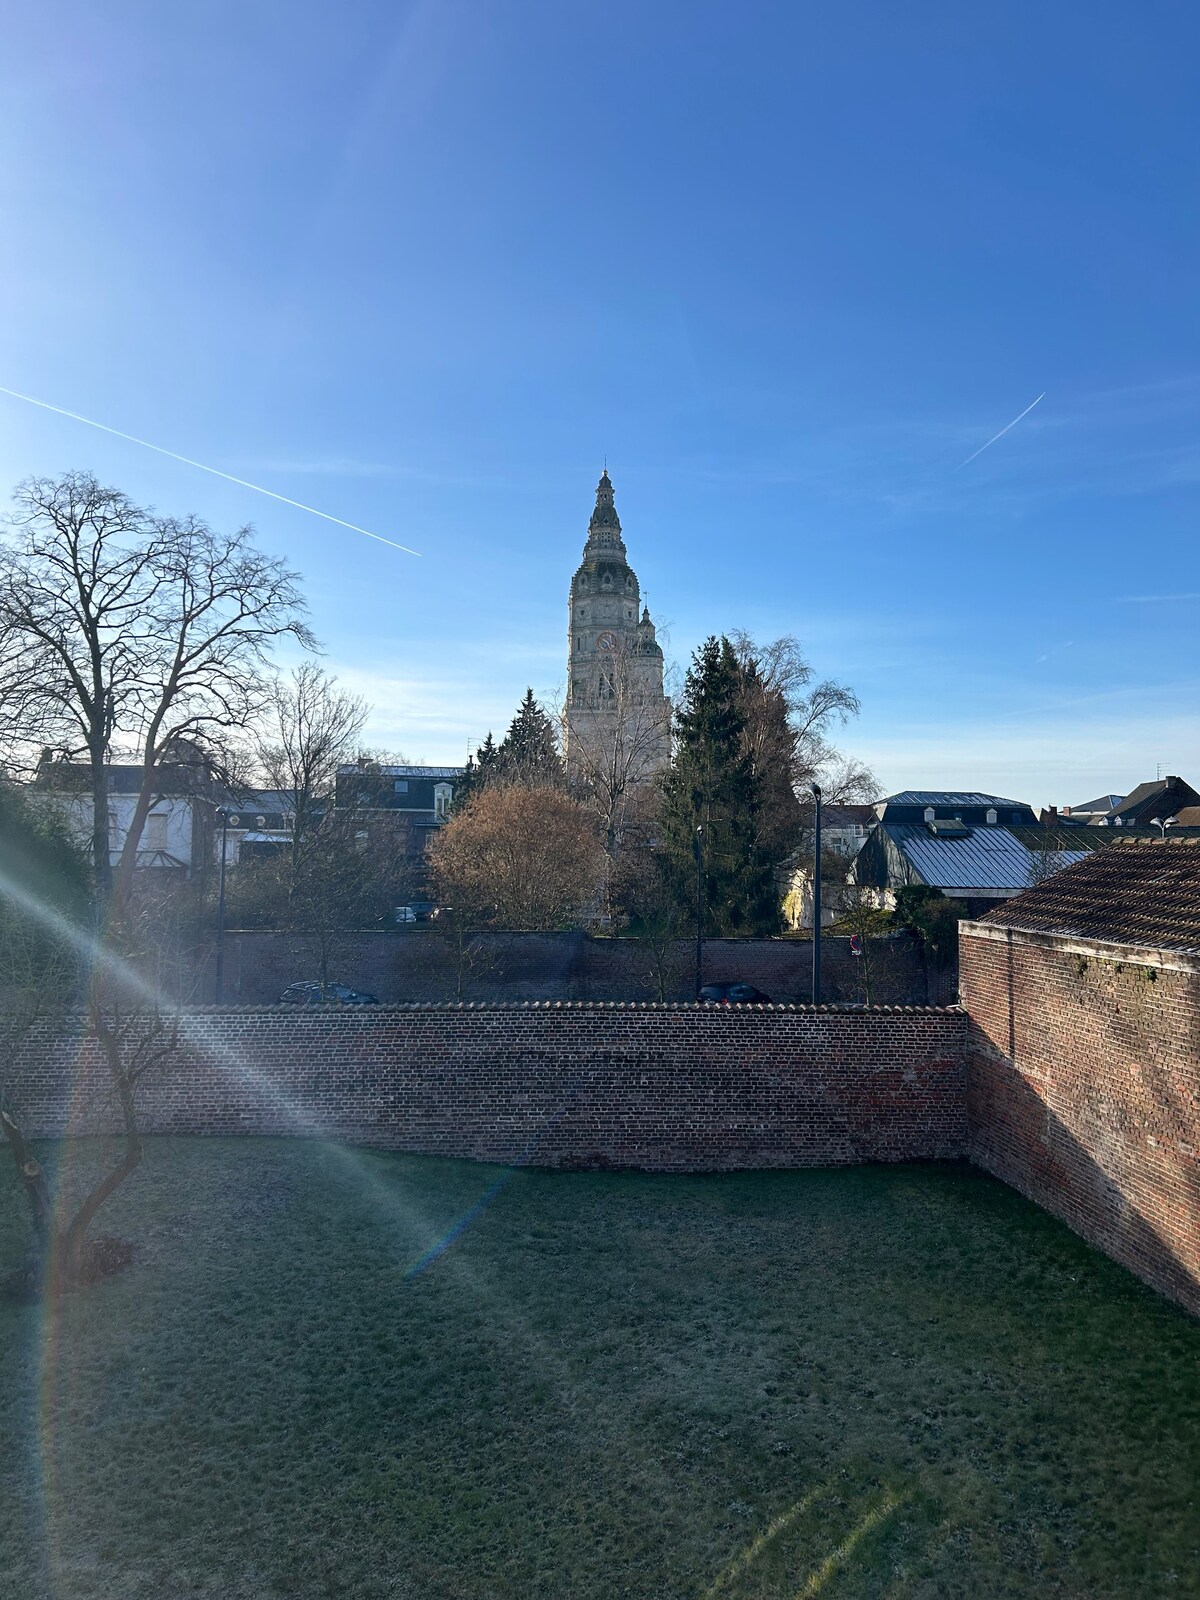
337, 764, 462, 778
883, 790, 1032, 810
884, 823, 1096, 893
980, 838, 1200, 953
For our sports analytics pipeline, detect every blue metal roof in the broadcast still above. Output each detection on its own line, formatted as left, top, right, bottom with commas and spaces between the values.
884, 823, 1095, 893
884, 790, 1032, 809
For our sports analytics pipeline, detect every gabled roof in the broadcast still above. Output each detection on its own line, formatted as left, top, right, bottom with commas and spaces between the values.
1111, 775, 1200, 823
978, 838, 1200, 954
1067, 793, 1124, 815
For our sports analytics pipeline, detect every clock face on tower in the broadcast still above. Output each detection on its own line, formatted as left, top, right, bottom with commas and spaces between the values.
596, 631, 617, 651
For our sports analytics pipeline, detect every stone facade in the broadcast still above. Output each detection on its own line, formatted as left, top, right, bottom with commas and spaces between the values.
960, 920, 1200, 1316
563, 471, 671, 783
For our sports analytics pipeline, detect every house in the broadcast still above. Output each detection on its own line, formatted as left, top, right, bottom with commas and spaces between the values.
851, 790, 1101, 919
1057, 776, 1200, 828
1103, 775, 1200, 828
779, 802, 878, 929
216, 791, 298, 865
334, 761, 463, 877
34, 749, 298, 876
33, 746, 218, 878
1057, 792, 1125, 825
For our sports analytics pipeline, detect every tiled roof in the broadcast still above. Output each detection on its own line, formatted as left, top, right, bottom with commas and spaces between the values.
978, 838, 1200, 954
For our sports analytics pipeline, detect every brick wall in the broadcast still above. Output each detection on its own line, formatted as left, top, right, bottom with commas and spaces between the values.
205, 928, 932, 1006
960, 922, 1200, 1316
12, 1004, 966, 1173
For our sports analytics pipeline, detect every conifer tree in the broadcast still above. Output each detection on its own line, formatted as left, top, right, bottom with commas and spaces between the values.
496, 689, 564, 788
657, 637, 777, 935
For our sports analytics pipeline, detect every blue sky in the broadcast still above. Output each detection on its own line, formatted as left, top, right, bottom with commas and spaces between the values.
2, 1, 1197, 805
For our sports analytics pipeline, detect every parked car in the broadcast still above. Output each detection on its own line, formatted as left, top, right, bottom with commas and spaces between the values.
279, 982, 380, 1006
394, 900, 437, 923
699, 981, 773, 1005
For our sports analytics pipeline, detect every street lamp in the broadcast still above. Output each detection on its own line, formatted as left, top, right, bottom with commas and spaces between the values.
811, 784, 823, 1005
214, 807, 237, 1004
694, 824, 705, 1000
1149, 816, 1175, 841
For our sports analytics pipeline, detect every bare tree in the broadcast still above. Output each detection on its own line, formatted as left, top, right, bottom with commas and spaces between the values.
729, 631, 877, 803
0, 473, 314, 912
428, 786, 604, 931
0, 475, 165, 895
563, 643, 672, 856
255, 663, 368, 865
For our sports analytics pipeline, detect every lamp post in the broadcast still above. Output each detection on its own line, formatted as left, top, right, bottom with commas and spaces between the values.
811, 784, 822, 1005
214, 808, 234, 1004
694, 824, 705, 1000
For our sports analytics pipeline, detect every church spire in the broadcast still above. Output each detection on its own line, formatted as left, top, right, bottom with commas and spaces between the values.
585, 468, 626, 555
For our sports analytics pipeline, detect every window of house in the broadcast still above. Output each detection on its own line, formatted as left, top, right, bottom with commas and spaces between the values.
145, 812, 168, 851
923, 807, 935, 822
393, 779, 408, 793
434, 783, 452, 819
986, 808, 997, 825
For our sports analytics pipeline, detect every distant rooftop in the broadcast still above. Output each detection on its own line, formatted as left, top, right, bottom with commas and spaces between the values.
883, 791, 1031, 810
979, 838, 1200, 954
337, 764, 463, 778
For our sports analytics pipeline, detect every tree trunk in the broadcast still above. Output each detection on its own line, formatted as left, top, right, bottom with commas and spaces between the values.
1, 1105, 53, 1248
90, 749, 112, 902
58, 1032, 142, 1283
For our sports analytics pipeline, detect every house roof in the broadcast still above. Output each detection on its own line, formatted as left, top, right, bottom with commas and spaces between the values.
337, 764, 462, 779
882, 790, 1030, 810
1173, 806, 1200, 827
882, 822, 1100, 894
1067, 793, 1124, 815
1110, 775, 1200, 823
978, 838, 1200, 954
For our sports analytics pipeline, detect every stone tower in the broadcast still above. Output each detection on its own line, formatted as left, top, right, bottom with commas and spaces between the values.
563, 471, 671, 783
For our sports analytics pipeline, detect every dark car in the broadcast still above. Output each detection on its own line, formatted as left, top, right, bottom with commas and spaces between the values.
699, 981, 773, 1005
279, 982, 380, 1006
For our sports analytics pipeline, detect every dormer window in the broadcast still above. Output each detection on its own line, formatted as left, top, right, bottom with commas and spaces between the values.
601, 572, 613, 590
923, 807, 935, 822
986, 808, 997, 825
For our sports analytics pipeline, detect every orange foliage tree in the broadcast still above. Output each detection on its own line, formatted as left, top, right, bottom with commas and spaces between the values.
427, 785, 603, 930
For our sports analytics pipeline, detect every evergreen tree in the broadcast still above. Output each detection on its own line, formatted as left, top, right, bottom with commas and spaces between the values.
496, 689, 564, 788
451, 731, 500, 812
657, 637, 777, 936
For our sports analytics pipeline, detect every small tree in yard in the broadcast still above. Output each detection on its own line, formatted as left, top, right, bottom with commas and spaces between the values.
894, 884, 966, 1003
0, 781, 187, 1294
428, 786, 603, 931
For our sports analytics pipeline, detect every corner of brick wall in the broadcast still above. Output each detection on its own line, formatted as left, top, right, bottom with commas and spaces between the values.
959, 923, 1200, 1318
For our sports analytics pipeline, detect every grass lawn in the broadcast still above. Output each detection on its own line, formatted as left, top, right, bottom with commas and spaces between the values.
2, 1139, 1198, 1599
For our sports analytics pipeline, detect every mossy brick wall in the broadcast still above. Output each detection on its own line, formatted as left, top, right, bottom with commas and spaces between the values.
960, 923, 1200, 1316
12, 1004, 966, 1173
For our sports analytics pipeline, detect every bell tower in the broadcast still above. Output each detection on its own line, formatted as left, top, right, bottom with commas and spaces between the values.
564, 471, 671, 782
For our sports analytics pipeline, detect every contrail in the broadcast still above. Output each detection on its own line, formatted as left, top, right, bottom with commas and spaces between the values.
0, 384, 420, 556
955, 391, 1045, 470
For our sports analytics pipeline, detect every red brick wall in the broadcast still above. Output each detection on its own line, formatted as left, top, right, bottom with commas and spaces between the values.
960, 923, 1200, 1316
12, 1004, 965, 1173
202, 929, 931, 1006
